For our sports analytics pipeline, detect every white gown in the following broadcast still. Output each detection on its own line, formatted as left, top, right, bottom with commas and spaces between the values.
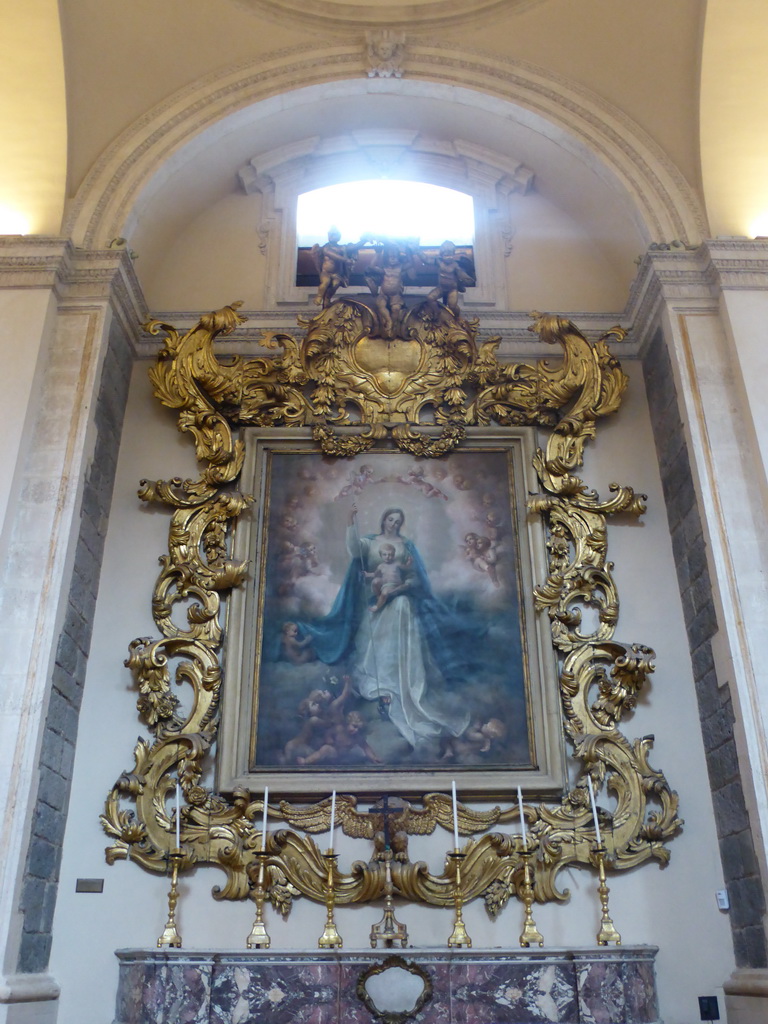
347, 529, 470, 748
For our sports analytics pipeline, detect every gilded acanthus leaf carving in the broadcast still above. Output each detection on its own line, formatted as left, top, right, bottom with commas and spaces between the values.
103, 294, 680, 923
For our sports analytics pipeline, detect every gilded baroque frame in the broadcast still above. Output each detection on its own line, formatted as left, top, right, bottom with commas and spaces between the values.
218, 429, 563, 797
102, 296, 681, 916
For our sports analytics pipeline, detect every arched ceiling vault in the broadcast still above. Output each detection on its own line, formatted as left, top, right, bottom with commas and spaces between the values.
701, 0, 768, 237
65, 41, 706, 280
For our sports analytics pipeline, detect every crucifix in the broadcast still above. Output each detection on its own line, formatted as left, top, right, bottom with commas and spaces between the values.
368, 795, 408, 948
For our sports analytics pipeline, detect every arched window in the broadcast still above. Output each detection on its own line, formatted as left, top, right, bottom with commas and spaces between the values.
296, 180, 476, 292
239, 134, 528, 307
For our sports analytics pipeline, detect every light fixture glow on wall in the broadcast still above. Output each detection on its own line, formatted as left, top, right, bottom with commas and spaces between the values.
0, 205, 32, 235
748, 212, 768, 239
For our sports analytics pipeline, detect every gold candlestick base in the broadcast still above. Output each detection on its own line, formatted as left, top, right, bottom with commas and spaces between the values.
246, 850, 271, 949
447, 851, 472, 948
318, 851, 343, 949
370, 851, 408, 948
593, 843, 621, 946
157, 848, 183, 948
518, 849, 544, 948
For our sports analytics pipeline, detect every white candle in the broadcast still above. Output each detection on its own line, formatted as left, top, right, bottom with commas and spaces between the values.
587, 775, 602, 845
451, 780, 460, 851
329, 790, 336, 853
261, 786, 269, 850
517, 785, 527, 849
175, 782, 181, 848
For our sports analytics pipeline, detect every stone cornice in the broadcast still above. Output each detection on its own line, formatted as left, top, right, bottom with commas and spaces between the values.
624, 247, 722, 352
0, 237, 73, 288
703, 238, 768, 290
0, 239, 148, 351
618, 238, 768, 354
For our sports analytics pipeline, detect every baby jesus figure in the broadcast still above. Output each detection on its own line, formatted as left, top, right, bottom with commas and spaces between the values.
365, 543, 411, 612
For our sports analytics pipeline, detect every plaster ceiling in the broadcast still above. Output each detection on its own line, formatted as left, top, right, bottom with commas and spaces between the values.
241, 0, 543, 30
59, 0, 704, 198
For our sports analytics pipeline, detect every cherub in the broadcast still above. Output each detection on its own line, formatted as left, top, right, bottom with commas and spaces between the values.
462, 533, 499, 586
365, 29, 405, 79
336, 464, 376, 500
482, 511, 503, 541
297, 542, 319, 576
440, 717, 507, 762
277, 539, 301, 578
297, 710, 382, 766
291, 676, 381, 766
278, 512, 298, 533
364, 240, 419, 338
280, 622, 317, 664
365, 543, 411, 612
311, 228, 361, 308
282, 686, 333, 763
282, 542, 318, 580
400, 466, 448, 500
423, 239, 475, 316
461, 532, 479, 558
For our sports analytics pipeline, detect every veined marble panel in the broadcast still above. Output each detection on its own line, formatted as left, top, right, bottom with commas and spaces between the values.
114, 947, 659, 1024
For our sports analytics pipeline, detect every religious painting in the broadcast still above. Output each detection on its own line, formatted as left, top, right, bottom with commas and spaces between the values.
218, 430, 564, 797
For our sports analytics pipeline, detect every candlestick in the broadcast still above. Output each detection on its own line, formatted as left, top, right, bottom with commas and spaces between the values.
447, 852, 471, 948
246, 850, 271, 949
587, 775, 602, 845
593, 843, 621, 946
261, 786, 269, 850
175, 783, 181, 848
329, 790, 336, 853
318, 852, 343, 948
157, 848, 183, 948
518, 849, 544, 948
517, 785, 527, 848
451, 781, 459, 850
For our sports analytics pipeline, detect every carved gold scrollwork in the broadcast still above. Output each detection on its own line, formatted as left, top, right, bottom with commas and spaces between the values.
102, 297, 680, 923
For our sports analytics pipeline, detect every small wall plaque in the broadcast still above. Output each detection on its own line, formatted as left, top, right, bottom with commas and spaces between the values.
75, 878, 104, 893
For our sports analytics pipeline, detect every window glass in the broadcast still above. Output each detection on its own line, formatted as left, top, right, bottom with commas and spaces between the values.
297, 180, 474, 246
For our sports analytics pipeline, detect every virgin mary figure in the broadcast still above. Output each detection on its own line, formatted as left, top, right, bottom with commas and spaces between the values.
299, 505, 484, 754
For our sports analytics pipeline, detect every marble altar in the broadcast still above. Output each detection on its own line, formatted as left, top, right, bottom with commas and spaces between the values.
114, 946, 660, 1023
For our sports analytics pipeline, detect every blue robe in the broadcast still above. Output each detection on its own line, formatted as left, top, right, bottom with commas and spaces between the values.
296, 535, 486, 685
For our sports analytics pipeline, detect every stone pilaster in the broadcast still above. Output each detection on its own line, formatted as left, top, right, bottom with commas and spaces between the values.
631, 241, 768, 1022
0, 240, 144, 1022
